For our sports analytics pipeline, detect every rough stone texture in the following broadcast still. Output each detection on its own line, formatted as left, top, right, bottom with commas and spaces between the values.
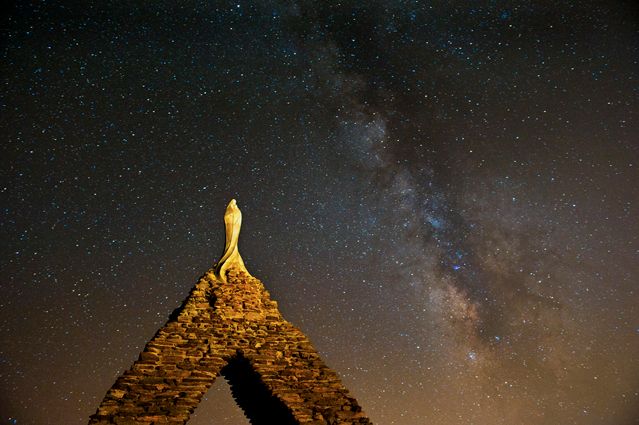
89, 266, 372, 425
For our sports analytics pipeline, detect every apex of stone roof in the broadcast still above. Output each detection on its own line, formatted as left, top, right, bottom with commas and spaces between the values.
88, 199, 372, 425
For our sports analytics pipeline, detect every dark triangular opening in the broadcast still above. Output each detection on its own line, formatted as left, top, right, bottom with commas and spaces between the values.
188, 378, 249, 424
221, 354, 299, 425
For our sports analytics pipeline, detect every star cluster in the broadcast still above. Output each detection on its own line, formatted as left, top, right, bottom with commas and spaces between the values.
1, 1, 638, 424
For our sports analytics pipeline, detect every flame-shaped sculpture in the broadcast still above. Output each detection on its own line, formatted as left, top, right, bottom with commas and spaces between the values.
88, 198, 372, 425
215, 199, 250, 282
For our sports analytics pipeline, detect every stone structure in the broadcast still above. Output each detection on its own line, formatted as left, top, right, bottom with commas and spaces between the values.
89, 200, 371, 425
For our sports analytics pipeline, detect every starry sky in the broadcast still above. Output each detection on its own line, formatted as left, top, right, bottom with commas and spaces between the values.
1, 1, 638, 424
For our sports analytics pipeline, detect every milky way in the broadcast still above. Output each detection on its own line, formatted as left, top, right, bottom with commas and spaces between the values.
1, 2, 638, 424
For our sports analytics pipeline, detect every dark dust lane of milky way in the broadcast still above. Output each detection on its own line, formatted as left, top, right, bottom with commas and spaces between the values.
1, 1, 638, 424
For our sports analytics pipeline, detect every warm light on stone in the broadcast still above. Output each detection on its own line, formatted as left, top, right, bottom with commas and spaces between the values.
88, 200, 372, 425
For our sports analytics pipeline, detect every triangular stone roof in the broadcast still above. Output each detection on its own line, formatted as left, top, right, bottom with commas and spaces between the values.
89, 200, 372, 425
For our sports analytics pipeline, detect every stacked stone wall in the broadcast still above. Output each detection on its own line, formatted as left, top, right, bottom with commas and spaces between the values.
89, 267, 372, 425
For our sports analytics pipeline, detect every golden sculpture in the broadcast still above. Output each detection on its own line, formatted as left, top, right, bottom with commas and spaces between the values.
88, 198, 372, 425
215, 199, 250, 282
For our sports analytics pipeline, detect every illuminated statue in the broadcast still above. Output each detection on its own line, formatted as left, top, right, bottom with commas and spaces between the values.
89, 198, 372, 425
215, 199, 249, 282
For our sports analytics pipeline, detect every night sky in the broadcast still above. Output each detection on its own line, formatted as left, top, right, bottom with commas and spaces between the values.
2, 1, 639, 424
